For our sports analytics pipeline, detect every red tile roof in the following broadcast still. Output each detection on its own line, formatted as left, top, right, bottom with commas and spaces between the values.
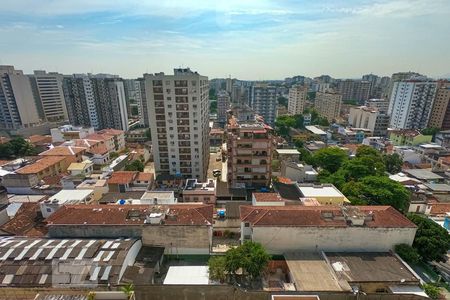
429, 203, 450, 216
108, 171, 138, 184
46, 204, 213, 226
253, 193, 284, 202
89, 144, 109, 155
240, 205, 416, 228
28, 135, 52, 144
15, 156, 66, 174
39, 146, 86, 156
136, 172, 153, 182
98, 128, 124, 136
85, 133, 113, 142
0, 203, 47, 237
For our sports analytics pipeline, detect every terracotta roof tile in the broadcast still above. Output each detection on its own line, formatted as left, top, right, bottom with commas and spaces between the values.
98, 128, 124, 136
136, 172, 153, 182
28, 135, 52, 144
85, 133, 114, 141
253, 193, 284, 202
0, 203, 47, 237
429, 203, 450, 216
89, 144, 109, 155
240, 205, 416, 228
46, 204, 213, 226
108, 171, 138, 184
15, 156, 66, 174
39, 146, 86, 156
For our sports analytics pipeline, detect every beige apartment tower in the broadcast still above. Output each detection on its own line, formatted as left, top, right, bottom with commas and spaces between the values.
144, 68, 209, 181
428, 81, 450, 129
314, 91, 342, 122
288, 85, 307, 115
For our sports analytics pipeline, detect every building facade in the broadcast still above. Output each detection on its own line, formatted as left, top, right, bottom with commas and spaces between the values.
348, 106, 389, 137
144, 68, 210, 181
314, 91, 342, 122
429, 81, 450, 129
0, 65, 40, 129
29, 70, 68, 122
250, 83, 277, 126
226, 117, 273, 188
124, 79, 145, 125
287, 85, 307, 115
217, 90, 230, 123
336, 79, 371, 104
388, 80, 437, 129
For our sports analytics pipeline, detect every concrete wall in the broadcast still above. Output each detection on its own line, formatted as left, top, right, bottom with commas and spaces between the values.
142, 225, 212, 254
251, 226, 417, 254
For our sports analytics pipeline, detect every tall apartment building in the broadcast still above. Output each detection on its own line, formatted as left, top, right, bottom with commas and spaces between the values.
217, 90, 230, 123
287, 85, 307, 115
250, 83, 277, 126
365, 98, 389, 113
63, 75, 128, 130
348, 106, 390, 137
388, 80, 437, 129
429, 81, 450, 129
137, 77, 149, 127
144, 68, 209, 181
226, 117, 272, 188
314, 91, 342, 122
0, 65, 40, 129
336, 80, 371, 104
124, 79, 145, 125
29, 71, 68, 122
387, 72, 422, 101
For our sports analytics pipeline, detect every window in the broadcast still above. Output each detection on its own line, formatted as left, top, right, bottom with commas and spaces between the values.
244, 222, 250, 227
47, 208, 52, 213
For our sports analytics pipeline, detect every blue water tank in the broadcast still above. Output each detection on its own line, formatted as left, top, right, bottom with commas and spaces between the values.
119, 199, 126, 205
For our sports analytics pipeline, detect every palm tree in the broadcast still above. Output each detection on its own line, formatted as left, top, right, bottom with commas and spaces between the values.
120, 283, 134, 300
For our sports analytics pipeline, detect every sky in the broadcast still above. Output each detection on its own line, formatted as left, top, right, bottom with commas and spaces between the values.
1, 0, 449, 80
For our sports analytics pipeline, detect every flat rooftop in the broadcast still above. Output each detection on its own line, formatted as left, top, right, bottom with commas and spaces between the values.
325, 252, 419, 283
424, 183, 450, 192
284, 252, 349, 292
275, 149, 301, 155
163, 266, 209, 285
298, 185, 344, 198
48, 189, 94, 203
404, 169, 443, 180
305, 126, 327, 135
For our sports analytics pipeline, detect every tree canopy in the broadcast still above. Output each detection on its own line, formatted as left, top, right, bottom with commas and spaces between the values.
383, 153, 403, 174
124, 160, 144, 172
407, 214, 450, 262
208, 241, 270, 284
0, 137, 36, 159
310, 147, 348, 173
277, 96, 288, 107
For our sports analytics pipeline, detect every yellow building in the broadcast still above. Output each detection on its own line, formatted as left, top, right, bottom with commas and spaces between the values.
298, 184, 349, 205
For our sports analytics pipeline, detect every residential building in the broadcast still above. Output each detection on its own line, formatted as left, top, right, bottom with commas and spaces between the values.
124, 79, 145, 125
67, 160, 94, 177
107, 171, 152, 192
63, 74, 128, 130
50, 125, 95, 142
226, 117, 273, 188
182, 178, 216, 204
388, 80, 437, 129
314, 91, 342, 122
274, 149, 300, 163
387, 71, 423, 101
348, 106, 389, 137
98, 128, 126, 152
46, 204, 214, 254
287, 85, 307, 115
297, 184, 349, 205
280, 161, 318, 183
389, 130, 432, 146
365, 98, 389, 113
0, 65, 40, 129
435, 130, 450, 148
336, 79, 371, 104
250, 83, 277, 126
240, 205, 417, 254
217, 90, 230, 123
429, 81, 450, 129
144, 68, 210, 181
40, 189, 94, 218
29, 70, 68, 122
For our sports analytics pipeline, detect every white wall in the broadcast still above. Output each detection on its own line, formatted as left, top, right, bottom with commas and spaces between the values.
250, 226, 417, 254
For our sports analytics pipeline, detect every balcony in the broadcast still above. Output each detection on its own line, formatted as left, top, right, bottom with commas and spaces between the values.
175, 80, 188, 87
176, 97, 188, 103
178, 134, 190, 140
153, 87, 163, 93
177, 120, 190, 126
177, 112, 189, 119
175, 88, 188, 95
179, 141, 191, 147
176, 104, 189, 111
152, 80, 162, 87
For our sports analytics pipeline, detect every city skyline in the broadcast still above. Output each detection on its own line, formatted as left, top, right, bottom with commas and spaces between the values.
1, 0, 450, 80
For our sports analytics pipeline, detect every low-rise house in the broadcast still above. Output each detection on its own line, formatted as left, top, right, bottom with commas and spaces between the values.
46, 204, 214, 254
129, 148, 150, 164
50, 125, 95, 142
139, 191, 176, 205
297, 184, 349, 205
404, 169, 444, 183
252, 193, 285, 206
280, 161, 318, 183
182, 178, 216, 204
107, 171, 152, 192
76, 179, 108, 202
240, 205, 416, 254
98, 128, 126, 152
87, 144, 110, 165
39, 146, 86, 163
67, 160, 93, 177
126, 128, 148, 143
435, 130, 450, 148
85, 133, 116, 154
389, 130, 432, 146
274, 149, 301, 163
40, 189, 94, 218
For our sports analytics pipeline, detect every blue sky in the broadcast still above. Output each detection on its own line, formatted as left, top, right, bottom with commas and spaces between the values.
1, 0, 449, 79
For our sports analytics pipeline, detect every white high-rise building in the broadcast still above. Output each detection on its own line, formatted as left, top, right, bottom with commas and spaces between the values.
0, 65, 40, 129
250, 83, 277, 126
29, 70, 68, 122
144, 68, 209, 181
287, 85, 307, 115
388, 80, 437, 129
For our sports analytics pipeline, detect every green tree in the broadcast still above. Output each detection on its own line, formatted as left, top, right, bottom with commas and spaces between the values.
208, 256, 227, 283
342, 176, 410, 211
209, 88, 217, 99
0, 137, 36, 159
210, 100, 218, 114
407, 214, 450, 262
355, 145, 382, 159
124, 160, 144, 172
277, 96, 288, 107
340, 156, 386, 181
423, 283, 442, 300
311, 147, 348, 173
395, 244, 421, 264
0, 143, 14, 159
110, 152, 119, 160
225, 241, 271, 281
383, 153, 403, 174
421, 127, 439, 136
120, 283, 134, 300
